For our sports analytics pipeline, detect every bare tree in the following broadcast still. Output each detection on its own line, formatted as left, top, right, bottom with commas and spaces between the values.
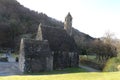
90, 31, 118, 63
102, 31, 115, 45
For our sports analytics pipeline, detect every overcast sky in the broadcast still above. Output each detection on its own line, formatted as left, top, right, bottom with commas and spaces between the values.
16, 0, 120, 39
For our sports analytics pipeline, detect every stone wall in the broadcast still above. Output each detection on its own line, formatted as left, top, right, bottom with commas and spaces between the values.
19, 38, 53, 73
69, 52, 79, 67
19, 38, 25, 72
53, 51, 78, 69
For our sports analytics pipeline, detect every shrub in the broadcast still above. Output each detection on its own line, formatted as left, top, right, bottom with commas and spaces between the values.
103, 57, 120, 72
0, 57, 8, 62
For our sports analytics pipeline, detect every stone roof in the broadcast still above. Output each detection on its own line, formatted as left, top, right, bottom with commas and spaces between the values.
39, 25, 77, 52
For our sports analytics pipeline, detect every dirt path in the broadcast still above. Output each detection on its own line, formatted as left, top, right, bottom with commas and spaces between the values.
0, 62, 22, 76
79, 64, 100, 72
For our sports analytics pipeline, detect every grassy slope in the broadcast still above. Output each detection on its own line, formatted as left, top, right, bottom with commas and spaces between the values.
0, 72, 120, 80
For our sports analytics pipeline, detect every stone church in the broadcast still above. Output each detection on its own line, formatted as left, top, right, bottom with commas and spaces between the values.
19, 13, 79, 73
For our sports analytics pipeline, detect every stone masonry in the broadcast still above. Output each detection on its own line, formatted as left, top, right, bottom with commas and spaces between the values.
19, 13, 79, 73
19, 39, 53, 72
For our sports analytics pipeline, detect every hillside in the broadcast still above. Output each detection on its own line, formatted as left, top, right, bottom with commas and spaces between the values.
0, 0, 95, 50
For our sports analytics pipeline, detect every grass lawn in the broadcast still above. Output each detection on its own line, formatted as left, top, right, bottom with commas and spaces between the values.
0, 67, 119, 80
0, 72, 120, 80
25, 68, 87, 75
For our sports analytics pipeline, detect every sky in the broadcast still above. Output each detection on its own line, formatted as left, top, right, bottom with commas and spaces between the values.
16, 0, 120, 39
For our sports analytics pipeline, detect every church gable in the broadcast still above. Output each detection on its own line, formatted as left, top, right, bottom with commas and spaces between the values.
19, 39, 53, 72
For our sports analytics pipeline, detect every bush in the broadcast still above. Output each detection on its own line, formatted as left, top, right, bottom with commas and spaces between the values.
103, 57, 120, 72
0, 57, 8, 62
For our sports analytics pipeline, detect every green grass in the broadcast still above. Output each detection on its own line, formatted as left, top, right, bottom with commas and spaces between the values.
11, 54, 19, 58
25, 68, 87, 75
79, 55, 96, 61
0, 53, 18, 58
0, 72, 120, 80
103, 57, 120, 72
